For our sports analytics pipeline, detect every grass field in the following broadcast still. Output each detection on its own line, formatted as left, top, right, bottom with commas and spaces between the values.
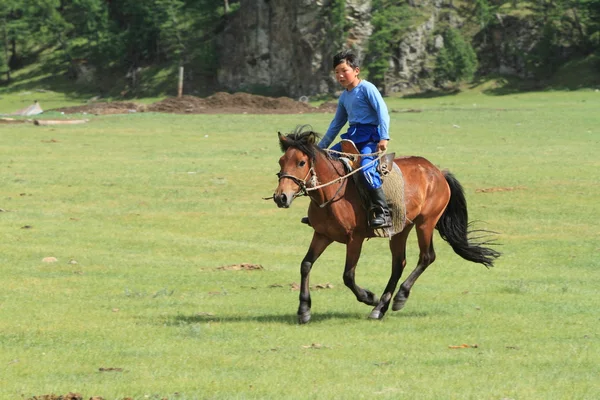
1, 89, 599, 399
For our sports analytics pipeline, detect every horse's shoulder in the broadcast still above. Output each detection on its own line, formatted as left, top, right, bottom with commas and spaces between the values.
394, 155, 433, 166
394, 156, 442, 177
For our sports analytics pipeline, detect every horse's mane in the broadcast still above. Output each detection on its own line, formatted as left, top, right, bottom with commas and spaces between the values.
279, 125, 330, 161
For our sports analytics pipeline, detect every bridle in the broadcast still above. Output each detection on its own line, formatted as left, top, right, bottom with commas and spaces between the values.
276, 166, 317, 199
276, 157, 346, 208
271, 149, 386, 208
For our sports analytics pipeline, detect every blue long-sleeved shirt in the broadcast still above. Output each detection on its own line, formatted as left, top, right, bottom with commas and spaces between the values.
318, 80, 390, 149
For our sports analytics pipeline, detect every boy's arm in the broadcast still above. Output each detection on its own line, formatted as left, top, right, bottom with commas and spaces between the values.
318, 102, 348, 148
366, 85, 390, 141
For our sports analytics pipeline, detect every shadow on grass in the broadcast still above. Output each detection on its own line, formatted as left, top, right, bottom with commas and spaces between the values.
401, 88, 460, 99
169, 309, 431, 325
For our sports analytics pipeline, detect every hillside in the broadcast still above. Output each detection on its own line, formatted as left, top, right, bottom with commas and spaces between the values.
1, 0, 599, 99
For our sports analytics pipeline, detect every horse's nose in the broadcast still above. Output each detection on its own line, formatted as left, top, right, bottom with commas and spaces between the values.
273, 193, 290, 208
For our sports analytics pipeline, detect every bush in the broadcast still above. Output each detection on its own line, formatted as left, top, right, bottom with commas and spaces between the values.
434, 28, 478, 85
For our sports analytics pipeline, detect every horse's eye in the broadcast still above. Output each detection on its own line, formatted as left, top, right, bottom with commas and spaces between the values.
298, 160, 306, 167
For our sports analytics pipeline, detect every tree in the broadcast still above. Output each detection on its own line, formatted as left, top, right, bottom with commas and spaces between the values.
26, 0, 73, 57
363, 0, 418, 90
0, 0, 32, 82
434, 28, 478, 85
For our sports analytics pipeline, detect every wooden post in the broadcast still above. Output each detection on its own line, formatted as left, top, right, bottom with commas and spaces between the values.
178, 66, 184, 98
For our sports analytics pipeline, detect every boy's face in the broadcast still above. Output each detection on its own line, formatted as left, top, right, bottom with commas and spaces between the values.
334, 60, 360, 90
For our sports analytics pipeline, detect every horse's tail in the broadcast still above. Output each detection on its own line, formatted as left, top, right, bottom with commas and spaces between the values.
436, 171, 501, 268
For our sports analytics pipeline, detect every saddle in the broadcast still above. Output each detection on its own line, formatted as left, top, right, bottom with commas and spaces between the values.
338, 139, 406, 237
339, 139, 396, 177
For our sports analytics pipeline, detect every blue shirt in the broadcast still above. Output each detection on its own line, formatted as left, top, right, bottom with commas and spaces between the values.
319, 80, 390, 149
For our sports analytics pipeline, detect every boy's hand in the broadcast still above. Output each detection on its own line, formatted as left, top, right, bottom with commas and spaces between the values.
377, 139, 389, 153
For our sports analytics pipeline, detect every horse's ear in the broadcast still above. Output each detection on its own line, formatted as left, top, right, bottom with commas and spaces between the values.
278, 132, 287, 144
278, 132, 288, 151
307, 132, 316, 145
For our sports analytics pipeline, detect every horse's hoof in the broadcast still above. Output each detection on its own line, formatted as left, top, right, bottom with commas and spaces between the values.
368, 309, 384, 320
367, 295, 380, 306
298, 311, 311, 324
392, 298, 406, 311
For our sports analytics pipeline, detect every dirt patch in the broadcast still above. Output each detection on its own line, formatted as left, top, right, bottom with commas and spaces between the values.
0, 117, 29, 124
98, 367, 124, 372
218, 263, 263, 271
27, 393, 83, 400
28, 394, 154, 400
147, 92, 317, 114
290, 282, 334, 290
475, 186, 527, 193
316, 101, 338, 113
53, 92, 337, 115
53, 102, 145, 115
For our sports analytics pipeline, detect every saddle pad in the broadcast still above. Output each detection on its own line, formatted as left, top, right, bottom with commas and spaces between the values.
353, 161, 407, 238
376, 162, 406, 237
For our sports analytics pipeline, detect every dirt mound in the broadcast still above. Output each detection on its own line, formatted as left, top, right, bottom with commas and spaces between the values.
53, 92, 337, 115
145, 95, 206, 114
316, 101, 338, 113
54, 102, 144, 115
147, 92, 315, 114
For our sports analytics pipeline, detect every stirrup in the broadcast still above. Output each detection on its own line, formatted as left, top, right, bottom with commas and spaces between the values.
369, 207, 392, 229
300, 216, 311, 226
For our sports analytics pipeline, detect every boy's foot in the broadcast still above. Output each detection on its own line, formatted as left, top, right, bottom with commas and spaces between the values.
300, 216, 311, 226
368, 188, 392, 228
370, 208, 392, 228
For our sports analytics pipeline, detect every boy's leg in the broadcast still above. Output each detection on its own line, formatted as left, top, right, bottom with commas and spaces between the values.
359, 142, 392, 228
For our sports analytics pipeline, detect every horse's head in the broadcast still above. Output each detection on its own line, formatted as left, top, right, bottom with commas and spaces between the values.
273, 126, 320, 208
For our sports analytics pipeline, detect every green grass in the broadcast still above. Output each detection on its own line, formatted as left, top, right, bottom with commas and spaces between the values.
0, 90, 599, 399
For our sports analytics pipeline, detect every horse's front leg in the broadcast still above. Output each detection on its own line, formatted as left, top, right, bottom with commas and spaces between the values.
369, 227, 412, 320
298, 232, 333, 324
343, 237, 379, 307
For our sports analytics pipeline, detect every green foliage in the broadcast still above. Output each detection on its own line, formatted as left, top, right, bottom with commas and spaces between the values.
473, 0, 494, 30
526, 23, 564, 78
4, 1, 600, 93
0, 0, 223, 91
524, 0, 600, 72
363, 0, 419, 87
434, 28, 478, 85
325, 0, 347, 51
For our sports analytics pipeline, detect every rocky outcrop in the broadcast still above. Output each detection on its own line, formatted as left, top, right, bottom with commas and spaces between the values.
216, 0, 543, 96
217, 0, 373, 99
474, 14, 539, 78
388, 13, 439, 93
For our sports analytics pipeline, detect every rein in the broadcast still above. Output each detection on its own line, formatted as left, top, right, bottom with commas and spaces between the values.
268, 150, 386, 208
276, 167, 315, 199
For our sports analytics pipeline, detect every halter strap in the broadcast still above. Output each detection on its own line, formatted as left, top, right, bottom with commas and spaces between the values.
268, 150, 386, 208
276, 167, 315, 198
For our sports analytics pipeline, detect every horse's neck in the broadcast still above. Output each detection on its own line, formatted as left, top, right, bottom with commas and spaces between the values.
312, 153, 355, 201
312, 153, 363, 232
314, 153, 344, 183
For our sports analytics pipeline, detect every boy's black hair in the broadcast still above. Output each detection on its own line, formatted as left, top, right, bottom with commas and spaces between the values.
333, 50, 359, 69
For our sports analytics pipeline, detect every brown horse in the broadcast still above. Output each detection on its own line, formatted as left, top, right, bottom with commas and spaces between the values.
273, 126, 500, 323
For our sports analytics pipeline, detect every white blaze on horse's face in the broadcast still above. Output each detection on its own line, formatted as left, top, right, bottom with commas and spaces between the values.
273, 148, 310, 208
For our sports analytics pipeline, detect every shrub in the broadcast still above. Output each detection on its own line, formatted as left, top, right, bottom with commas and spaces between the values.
434, 28, 478, 85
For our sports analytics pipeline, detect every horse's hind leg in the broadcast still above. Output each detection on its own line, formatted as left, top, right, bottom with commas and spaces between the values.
298, 232, 333, 324
343, 237, 379, 307
369, 226, 412, 320
392, 218, 437, 311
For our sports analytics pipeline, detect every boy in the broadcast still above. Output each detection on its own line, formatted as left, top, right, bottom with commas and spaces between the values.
303, 50, 392, 228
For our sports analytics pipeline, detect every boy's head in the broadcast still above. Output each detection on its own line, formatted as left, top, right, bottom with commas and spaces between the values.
333, 50, 359, 70
332, 50, 361, 90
